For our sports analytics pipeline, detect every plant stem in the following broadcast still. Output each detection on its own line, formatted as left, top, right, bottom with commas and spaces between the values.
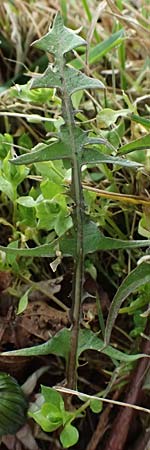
58, 56, 84, 389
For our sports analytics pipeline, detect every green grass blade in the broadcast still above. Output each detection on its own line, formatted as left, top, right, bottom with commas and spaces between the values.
105, 263, 150, 345
71, 29, 125, 69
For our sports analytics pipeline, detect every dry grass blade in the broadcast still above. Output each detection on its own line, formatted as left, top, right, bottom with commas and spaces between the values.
55, 387, 150, 415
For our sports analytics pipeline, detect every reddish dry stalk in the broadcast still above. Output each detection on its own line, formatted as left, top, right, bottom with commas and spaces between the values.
104, 324, 150, 450
132, 430, 150, 450
85, 391, 119, 450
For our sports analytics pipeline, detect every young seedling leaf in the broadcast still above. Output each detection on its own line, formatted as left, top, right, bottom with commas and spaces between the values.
29, 409, 62, 432
90, 399, 103, 413
41, 386, 64, 411
17, 288, 31, 314
60, 424, 79, 448
41, 402, 62, 424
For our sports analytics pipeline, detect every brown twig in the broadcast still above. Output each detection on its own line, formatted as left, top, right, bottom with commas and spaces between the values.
131, 430, 150, 450
85, 391, 119, 450
104, 322, 150, 450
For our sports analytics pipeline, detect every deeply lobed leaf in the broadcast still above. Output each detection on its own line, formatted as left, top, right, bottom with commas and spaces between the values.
31, 65, 104, 94
32, 13, 86, 56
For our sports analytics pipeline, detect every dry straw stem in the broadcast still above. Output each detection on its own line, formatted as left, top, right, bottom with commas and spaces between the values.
55, 387, 150, 415
27, 176, 150, 207
64, 179, 150, 207
1, 0, 58, 43
81, 183, 150, 206
106, 0, 150, 49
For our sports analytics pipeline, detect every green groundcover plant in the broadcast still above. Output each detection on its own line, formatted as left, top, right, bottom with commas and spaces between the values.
1, 12, 150, 447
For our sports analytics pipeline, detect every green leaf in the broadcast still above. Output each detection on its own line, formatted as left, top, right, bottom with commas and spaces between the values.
17, 288, 31, 314
131, 114, 150, 129
1, 328, 149, 364
18, 133, 33, 150
90, 399, 103, 413
41, 402, 62, 423
105, 262, 150, 345
81, 148, 142, 168
60, 221, 104, 255
0, 239, 58, 257
77, 328, 149, 363
32, 12, 86, 56
11, 83, 53, 104
118, 134, 150, 155
0, 176, 14, 201
32, 65, 104, 94
17, 204, 36, 228
10, 141, 71, 166
55, 209, 72, 236
0, 242, 57, 258
41, 180, 63, 199
138, 214, 150, 238
94, 237, 150, 251
60, 424, 79, 448
31, 66, 62, 91
36, 201, 60, 231
97, 108, 128, 128
29, 409, 62, 432
16, 196, 36, 207
60, 222, 150, 256
41, 386, 64, 412
0, 133, 13, 159
1, 234, 150, 258
1, 328, 71, 360
12, 129, 111, 168
35, 160, 65, 183
4, 241, 19, 271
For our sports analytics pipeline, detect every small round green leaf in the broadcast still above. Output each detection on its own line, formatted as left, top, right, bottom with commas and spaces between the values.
90, 399, 103, 413
60, 424, 79, 448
